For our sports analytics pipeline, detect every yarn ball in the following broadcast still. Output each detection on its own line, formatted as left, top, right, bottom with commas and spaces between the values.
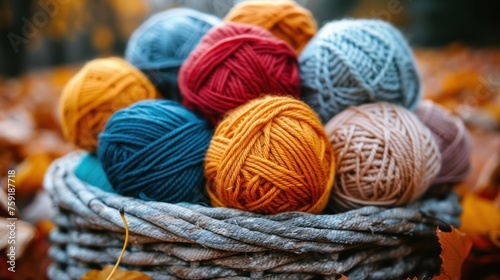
300, 19, 421, 123
205, 95, 335, 214
125, 8, 220, 101
324, 102, 441, 212
74, 153, 114, 193
224, 0, 317, 53
98, 100, 212, 203
414, 100, 472, 188
179, 22, 300, 125
59, 57, 158, 153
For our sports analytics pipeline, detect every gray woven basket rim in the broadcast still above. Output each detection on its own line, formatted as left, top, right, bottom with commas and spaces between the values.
44, 152, 462, 279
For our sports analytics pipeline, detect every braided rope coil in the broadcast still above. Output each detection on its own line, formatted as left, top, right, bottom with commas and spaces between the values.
45, 153, 461, 280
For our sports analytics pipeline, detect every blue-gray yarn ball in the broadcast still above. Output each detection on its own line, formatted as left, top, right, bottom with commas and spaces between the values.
125, 8, 220, 101
299, 19, 421, 123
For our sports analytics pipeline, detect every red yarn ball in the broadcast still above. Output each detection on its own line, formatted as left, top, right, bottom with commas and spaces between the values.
179, 22, 300, 125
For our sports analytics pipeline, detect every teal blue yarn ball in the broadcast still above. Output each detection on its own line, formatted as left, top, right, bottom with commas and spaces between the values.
125, 8, 220, 101
299, 19, 421, 123
97, 100, 212, 203
74, 153, 114, 193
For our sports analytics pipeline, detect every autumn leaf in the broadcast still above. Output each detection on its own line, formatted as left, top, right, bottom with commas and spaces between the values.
80, 265, 151, 280
441, 71, 482, 98
454, 129, 500, 198
460, 193, 500, 236
433, 226, 472, 280
15, 153, 52, 196
80, 208, 151, 280
338, 275, 350, 280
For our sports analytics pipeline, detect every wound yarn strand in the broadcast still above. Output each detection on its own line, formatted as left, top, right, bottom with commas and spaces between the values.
126, 8, 220, 101
59, 57, 158, 152
225, 0, 316, 53
179, 22, 300, 125
414, 100, 472, 185
325, 102, 440, 212
98, 100, 212, 203
300, 19, 421, 123
206, 95, 335, 214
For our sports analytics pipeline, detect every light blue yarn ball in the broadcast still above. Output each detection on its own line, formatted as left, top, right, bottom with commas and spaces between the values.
98, 100, 213, 203
74, 153, 114, 193
299, 19, 421, 123
125, 8, 220, 101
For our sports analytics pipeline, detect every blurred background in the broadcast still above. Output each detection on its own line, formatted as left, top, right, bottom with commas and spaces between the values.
1, 0, 500, 77
0, 0, 499, 279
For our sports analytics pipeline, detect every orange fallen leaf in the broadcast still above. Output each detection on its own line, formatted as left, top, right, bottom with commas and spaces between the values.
460, 193, 500, 236
15, 153, 52, 197
457, 129, 500, 195
80, 265, 151, 280
80, 208, 151, 280
433, 226, 472, 280
440, 71, 482, 98
484, 103, 500, 125
36, 219, 55, 237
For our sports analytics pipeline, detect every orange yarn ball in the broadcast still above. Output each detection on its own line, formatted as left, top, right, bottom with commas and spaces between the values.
59, 57, 158, 152
224, 0, 317, 53
205, 95, 335, 214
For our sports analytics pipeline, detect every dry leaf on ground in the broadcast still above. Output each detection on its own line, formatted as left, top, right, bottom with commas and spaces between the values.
80, 265, 151, 280
460, 193, 500, 236
433, 226, 472, 280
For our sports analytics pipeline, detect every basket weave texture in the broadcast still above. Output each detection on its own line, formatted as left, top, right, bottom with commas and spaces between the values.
45, 153, 462, 280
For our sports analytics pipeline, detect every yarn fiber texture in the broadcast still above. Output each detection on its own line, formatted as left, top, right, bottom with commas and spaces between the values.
205, 95, 335, 214
300, 19, 421, 123
324, 102, 441, 212
98, 100, 212, 203
59, 57, 158, 153
74, 153, 114, 193
225, 0, 317, 53
126, 8, 220, 101
414, 100, 472, 186
179, 22, 300, 125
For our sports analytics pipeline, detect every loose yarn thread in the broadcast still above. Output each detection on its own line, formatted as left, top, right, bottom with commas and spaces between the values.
300, 19, 421, 123
205, 95, 335, 214
179, 22, 300, 125
324, 102, 441, 212
98, 100, 212, 203
59, 57, 158, 152
225, 0, 317, 53
126, 8, 220, 101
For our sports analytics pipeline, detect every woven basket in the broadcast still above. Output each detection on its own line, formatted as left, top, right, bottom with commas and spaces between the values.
45, 152, 462, 280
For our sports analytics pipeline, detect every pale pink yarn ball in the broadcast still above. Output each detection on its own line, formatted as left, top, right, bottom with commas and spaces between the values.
324, 102, 441, 212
